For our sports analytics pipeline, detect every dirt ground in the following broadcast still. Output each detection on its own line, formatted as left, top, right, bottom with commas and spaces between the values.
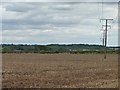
2, 53, 118, 88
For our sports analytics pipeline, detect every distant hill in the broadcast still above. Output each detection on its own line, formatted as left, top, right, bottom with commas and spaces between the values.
1, 44, 119, 53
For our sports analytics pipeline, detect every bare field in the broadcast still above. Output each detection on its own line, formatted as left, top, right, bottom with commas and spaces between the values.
2, 53, 118, 88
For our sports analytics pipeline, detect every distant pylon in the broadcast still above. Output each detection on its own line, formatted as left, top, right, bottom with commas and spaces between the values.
100, 19, 113, 59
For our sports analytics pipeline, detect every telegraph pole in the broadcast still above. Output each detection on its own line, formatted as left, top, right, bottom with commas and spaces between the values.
100, 19, 113, 59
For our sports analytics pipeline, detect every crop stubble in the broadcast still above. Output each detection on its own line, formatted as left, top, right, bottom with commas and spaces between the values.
2, 53, 118, 88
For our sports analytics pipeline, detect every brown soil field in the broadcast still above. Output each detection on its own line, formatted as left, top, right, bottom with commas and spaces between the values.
2, 53, 118, 88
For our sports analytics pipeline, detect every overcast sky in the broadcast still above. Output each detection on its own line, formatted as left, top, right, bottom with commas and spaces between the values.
1, 0, 119, 46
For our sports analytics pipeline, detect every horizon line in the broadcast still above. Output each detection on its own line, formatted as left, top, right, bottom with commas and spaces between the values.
1, 43, 119, 47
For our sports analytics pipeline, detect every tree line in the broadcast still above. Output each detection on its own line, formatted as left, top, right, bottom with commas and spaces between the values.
1, 44, 119, 54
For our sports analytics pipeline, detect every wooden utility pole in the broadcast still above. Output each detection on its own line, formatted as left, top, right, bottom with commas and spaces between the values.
100, 19, 113, 59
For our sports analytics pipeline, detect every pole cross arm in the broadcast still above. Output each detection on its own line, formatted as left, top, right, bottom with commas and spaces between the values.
100, 19, 113, 23
100, 19, 113, 21
102, 25, 111, 29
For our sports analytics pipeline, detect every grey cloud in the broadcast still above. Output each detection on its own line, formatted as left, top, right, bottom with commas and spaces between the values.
50, 4, 73, 11
2, 3, 101, 30
2, 2, 118, 46
2, 0, 120, 2
3, 3, 34, 12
